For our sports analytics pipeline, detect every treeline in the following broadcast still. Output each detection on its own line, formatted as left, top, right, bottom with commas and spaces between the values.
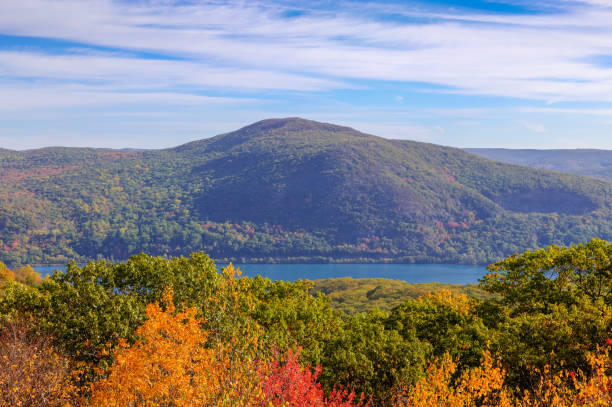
0, 239, 610, 405
0, 262, 42, 286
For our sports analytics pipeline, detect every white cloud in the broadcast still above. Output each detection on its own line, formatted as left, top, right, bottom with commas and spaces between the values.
2, 1, 612, 112
0, 50, 349, 92
0, 82, 260, 112
520, 106, 612, 115
517, 120, 548, 133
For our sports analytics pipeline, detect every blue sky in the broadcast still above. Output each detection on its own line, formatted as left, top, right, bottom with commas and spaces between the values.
1, 0, 612, 150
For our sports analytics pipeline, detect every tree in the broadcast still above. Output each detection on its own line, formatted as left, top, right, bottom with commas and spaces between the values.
87, 290, 227, 406
87, 285, 366, 407
386, 291, 490, 372
479, 238, 612, 388
321, 309, 428, 404
7, 252, 220, 366
481, 238, 612, 312
0, 319, 78, 407
394, 351, 512, 407
261, 349, 368, 407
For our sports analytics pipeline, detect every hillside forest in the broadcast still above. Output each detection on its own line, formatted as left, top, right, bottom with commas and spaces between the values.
1, 118, 611, 266
0, 239, 610, 406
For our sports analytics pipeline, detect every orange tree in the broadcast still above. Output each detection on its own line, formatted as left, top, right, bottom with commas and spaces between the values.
87, 273, 366, 406
87, 289, 221, 406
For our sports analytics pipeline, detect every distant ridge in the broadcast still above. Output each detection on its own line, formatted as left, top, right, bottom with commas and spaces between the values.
1, 118, 611, 266
467, 148, 612, 181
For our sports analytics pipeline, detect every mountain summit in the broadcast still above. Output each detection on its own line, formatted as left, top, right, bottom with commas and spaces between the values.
1, 118, 610, 265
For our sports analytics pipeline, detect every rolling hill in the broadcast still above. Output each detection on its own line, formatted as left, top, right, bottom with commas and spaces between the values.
1, 118, 611, 266
311, 277, 487, 314
466, 148, 612, 181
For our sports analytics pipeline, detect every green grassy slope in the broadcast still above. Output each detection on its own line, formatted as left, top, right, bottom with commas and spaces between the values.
1, 118, 611, 265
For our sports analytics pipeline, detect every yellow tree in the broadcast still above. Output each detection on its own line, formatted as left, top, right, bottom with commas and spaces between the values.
393, 345, 611, 407
393, 351, 512, 407
517, 345, 611, 407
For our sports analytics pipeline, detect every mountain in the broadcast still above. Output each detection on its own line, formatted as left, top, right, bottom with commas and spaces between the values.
466, 148, 612, 181
1, 118, 611, 266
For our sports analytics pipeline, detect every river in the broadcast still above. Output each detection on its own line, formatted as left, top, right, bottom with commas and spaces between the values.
34, 263, 487, 284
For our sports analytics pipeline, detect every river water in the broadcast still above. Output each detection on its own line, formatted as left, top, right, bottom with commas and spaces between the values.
34, 263, 487, 284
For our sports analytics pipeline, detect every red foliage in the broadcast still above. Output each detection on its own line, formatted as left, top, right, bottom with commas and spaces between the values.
0, 165, 80, 182
261, 349, 369, 407
99, 152, 138, 159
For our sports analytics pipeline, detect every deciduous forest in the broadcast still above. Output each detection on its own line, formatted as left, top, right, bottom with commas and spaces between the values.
1, 239, 610, 406
2, 119, 611, 266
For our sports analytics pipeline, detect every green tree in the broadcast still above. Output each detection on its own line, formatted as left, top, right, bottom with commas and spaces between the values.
481, 238, 612, 312
479, 238, 612, 388
1, 252, 220, 366
321, 309, 428, 405
386, 291, 490, 372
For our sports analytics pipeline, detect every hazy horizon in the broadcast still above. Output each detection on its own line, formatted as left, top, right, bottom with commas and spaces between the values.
3, 117, 612, 152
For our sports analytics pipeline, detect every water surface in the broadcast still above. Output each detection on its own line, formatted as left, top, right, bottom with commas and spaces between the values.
34, 263, 487, 285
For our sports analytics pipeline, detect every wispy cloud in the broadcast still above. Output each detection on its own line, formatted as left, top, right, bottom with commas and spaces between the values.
2, 0, 612, 103
1, 0, 612, 148
520, 106, 612, 115
517, 120, 547, 133
0, 83, 260, 111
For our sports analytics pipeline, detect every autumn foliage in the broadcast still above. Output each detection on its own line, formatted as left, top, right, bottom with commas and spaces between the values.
87, 290, 220, 406
392, 346, 611, 407
87, 284, 365, 407
85, 287, 611, 406
83, 268, 610, 406
516, 346, 612, 407
1, 242, 611, 406
394, 351, 512, 407
0, 319, 77, 407
0, 262, 43, 287
261, 349, 368, 407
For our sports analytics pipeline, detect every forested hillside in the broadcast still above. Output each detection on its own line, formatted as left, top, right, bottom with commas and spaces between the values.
1, 118, 612, 266
467, 148, 612, 181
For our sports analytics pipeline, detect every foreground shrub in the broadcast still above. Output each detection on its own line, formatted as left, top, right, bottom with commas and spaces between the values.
0, 319, 78, 407
261, 349, 368, 407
